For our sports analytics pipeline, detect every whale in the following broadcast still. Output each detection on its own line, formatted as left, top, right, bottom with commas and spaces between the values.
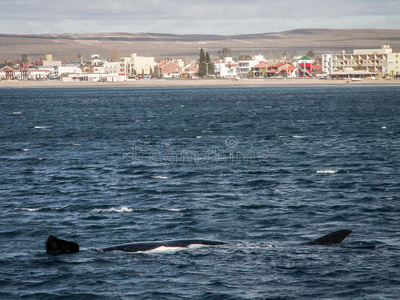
45, 229, 352, 255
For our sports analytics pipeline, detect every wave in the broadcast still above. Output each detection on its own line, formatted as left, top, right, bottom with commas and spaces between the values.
15, 207, 64, 212
89, 206, 184, 213
316, 170, 338, 174
34, 126, 52, 129
90, 206, 135, 213
293, 135, 307, 139
15, 207, 41, 212
151, 176, 171, 179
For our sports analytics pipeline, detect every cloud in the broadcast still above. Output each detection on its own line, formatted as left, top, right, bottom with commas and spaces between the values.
1, 0, 399, 34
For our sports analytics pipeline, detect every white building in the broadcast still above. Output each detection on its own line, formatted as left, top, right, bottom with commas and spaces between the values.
120, 53, 155, 78
57, 66, 81, 77
322, 54, 334, 75
237, 54, 265, 77
103, 62, 120, 74
322, 45, 399, 78
63, 73, 126, 82
387, 52, 400, 77
214, 57, 238, 78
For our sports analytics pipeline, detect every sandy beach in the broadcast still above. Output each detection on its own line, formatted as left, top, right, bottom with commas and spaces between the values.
1, 78, 399, 88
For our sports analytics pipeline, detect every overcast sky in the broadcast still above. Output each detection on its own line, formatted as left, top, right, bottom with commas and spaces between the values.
1, 0, 399, 35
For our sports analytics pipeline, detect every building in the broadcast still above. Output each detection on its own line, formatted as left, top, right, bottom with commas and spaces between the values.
42, 54, 62, 68
181, 63, 199, 78
323, 45, 399, 79
214, 57, 238, 78
322, 54, 334, 75
387, 52, 400, 77
263, 62, 296, 77
295, 56, 314, 77
157, 61, 182, 78
251, 61, 270, 77
0, 66, 50, 80
237, 55, 264, 78
120, 53, 154, 78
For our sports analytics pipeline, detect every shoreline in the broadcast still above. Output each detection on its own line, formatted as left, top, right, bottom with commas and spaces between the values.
1, 78, 399, 88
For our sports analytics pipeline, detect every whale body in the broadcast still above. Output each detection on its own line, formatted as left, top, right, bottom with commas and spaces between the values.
101, 239, 227, 252
45, 229, 352, 255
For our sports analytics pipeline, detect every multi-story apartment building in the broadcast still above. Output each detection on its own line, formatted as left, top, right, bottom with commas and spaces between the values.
387, 52, 400, 77
120, 53, 155, 77
236, 55, 265, 77
322, 45, 400, 78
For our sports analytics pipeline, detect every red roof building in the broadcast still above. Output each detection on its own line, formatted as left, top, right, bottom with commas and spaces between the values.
181, 64, 198, 78
157, 61, 182, 78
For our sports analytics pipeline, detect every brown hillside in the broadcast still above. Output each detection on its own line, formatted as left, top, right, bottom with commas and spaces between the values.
1, 29, 399, 61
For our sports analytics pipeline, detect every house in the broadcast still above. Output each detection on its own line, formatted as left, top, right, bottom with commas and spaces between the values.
181, 63, 199, 78
0, 66, 50, 80
296, 56, 314, 77
251, 61, 271, 77
237, 55, 266, 78
214, 57, 238, 78
157, 61, 182, 78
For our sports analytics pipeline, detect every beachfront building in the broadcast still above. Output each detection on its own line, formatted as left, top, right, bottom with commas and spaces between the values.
214, 57, 238, 78
120, 53, 154, 78
57, 66, 82, 78
387, 52, 400, 77
322, 45, 399, 79
295, 56, 314, 77
181, 63, 199, 78
322, 54, 334, 75
266, 61, 298, 77
0, 66, 50, 80
237, 54, 265, 78
157, 61, 182, 78
251, 61, 270, 77
34, 54, 63, 78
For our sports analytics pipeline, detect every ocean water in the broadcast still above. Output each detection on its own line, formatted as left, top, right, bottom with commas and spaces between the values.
1, 85, 400, 299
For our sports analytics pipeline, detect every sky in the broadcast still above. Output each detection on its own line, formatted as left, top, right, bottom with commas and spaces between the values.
1, 0, 399, 35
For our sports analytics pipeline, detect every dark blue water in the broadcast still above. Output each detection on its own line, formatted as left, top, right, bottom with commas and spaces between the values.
1, 86, 400, 299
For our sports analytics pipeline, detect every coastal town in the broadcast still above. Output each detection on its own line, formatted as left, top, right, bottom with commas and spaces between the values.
1, 45, 399, 83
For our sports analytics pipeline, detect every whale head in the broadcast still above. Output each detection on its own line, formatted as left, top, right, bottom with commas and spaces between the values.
46, 235, 79, 254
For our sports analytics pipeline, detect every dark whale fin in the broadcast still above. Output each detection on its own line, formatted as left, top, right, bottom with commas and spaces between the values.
302, 229, 352, 245
46, 235, 79, 254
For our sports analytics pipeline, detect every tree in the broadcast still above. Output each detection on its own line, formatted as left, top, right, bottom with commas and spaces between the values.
21, 54, 29, 63
205, 52, 214, 75
306, 49, 315, 58
237, 53, 252, 61
109, 49, 121, 62
0, 61, 15, 68
152, 66, 160, 78
218, 48, 231, 59
247, 70, 255, 78
198, 48, 207, 77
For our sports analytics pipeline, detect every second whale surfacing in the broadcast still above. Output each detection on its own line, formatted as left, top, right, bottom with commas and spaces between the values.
46, 229, 352, 255
100, 239, 227, 253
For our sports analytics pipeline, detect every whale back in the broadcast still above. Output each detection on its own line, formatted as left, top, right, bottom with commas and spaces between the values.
302, 229, 352, 245
101, 239, 227, 252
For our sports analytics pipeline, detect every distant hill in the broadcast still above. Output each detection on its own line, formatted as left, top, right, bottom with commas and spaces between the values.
1, 29, 399, 61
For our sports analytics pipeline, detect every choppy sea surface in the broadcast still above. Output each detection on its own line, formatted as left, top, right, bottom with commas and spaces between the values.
1, 86, 400, 299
